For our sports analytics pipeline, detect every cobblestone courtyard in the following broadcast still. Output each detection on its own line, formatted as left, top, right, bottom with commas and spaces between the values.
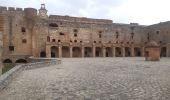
0, 58, 170, 100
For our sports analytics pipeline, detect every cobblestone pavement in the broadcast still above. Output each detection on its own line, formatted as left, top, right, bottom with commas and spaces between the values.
0, 57, 170, 100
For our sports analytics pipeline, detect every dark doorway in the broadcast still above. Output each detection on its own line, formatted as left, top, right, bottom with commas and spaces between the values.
40, 51, 46, 57
51, 46, 59, 58
3, 59, 12, 63
15, 59, 27, 63
84, 47, 92, 57
161, 47, 167, 57
125, 47, 131, 57
134, 47, 141, 57
115, 47, 122, 57
96, 47, 102, 57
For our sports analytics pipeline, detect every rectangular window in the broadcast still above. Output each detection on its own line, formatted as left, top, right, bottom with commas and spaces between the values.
21, 27, 26, 32
52, 39, 56, 42
74, 33, 77, 37
59, 32, 64, 35
9, 46, 14, 51
22, 39, 27, 43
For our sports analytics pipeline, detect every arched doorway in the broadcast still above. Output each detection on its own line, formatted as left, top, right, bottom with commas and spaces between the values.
73, 47, 81, 57
115, 47, 122, 57
84, 47, 92, 57
106, 47, 112, 57
51, 46, 59, 58
62, 46, 70, 57
15, 59, 27, 63
134, 47, 141, 57
96, 47, 102, 57
40, 51, 46, 57
125, 47, 131, 57
3, 59, 12, 63
161, 47, 167, 57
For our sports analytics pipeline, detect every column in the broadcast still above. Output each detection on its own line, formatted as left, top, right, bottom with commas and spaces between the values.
46, 45, 51, 58
131, 47, 134, 57
0, 31, 3, 75
103, 47, 106, 57
82, 46, 84, 57
122, 47, 125, 57
112, 47, 115, 57
141, 46, 145, 57
58, 45, 62, 58
166, 45, 169, 57
70, 46, 73, 58
93, 46, 96, 57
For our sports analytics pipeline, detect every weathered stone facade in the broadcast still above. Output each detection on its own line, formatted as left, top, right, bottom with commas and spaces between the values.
0, 4, 170, 63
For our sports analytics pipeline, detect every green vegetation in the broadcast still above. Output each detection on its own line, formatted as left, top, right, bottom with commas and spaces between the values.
2, 64, 15, 74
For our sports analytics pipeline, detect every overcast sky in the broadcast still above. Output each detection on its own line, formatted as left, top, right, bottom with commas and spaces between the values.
1, 0, 170, 25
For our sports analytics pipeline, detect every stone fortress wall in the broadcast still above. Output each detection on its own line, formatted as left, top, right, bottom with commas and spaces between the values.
0, 4, 170, 63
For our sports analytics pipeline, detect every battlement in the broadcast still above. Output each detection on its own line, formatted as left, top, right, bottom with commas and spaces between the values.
0, 6, 23, 12
49, 15, 113, 24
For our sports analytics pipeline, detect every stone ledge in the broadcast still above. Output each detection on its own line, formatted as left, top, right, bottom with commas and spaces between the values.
0, 59, 61, 91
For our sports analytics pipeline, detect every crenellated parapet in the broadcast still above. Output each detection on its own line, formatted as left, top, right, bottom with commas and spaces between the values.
49, 15, 113, 24
0, 6, 23, 13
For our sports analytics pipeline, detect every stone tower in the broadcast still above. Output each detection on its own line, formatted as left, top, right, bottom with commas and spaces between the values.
38, 4, 48, 18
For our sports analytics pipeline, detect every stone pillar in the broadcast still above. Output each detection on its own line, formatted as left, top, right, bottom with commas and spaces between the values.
122, 47, 125, 57
82, 46, 84, 57
93, 46, 96, 57
46, 45, 51, 58
131, 47, 134, 57
58, 45, 62, 58
103, 46, 106, 57
0, 32, 3, 75
70, 46, 73, 58
112, 46, 115, 57
141, 46, 145, 57
166, 44, 169, 57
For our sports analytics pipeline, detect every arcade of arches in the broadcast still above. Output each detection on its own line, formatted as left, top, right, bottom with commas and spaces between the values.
43, 45, 169, 58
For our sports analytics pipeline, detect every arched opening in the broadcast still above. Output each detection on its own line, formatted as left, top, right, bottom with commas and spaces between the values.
40, 51, 46, 57
73, 47, 81, 57
115, 47, 122, 57
125, 47, 131, 57
134, 47, 141, 57
15, 59, 27, 63
47, 36, 50, 42
3, 59, 12, 63
106, 47, 112, 57
161, 47, 167, 57
96, 47, 102, 57
84, 47, 92, 57
62, 46, 70, 57
49, 23, 58, 27
51, 46, 59, 58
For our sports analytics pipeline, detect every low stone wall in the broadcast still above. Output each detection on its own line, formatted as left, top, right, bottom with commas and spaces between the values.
0, 59, 61, 90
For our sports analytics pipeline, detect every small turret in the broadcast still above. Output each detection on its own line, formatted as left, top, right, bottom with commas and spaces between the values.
38, 4, 48, 19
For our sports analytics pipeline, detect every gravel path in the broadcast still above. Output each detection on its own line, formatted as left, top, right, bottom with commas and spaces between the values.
0, 57, 170, 100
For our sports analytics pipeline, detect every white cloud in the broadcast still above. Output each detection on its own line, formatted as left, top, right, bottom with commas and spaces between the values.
1, 0, 170, 25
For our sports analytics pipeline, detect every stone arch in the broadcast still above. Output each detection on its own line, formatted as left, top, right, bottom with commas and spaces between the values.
49, 23, 58, 27
73, 47, 81, 57
125, 47, 131, 57
51, 46, 59, 58
106, 47, 112, 57
96, 47, 102, 57
3, 59, 12, 63
15, 59, 27, 63
84, 47, 92, 57
62, 46, 70, 57
115, 47, 122, 57
161, 47, 167, 57
134, 47, 141, 57
40, 51, 46, 57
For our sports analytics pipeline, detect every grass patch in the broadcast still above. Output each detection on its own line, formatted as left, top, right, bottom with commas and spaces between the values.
2, 64, 15, 74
